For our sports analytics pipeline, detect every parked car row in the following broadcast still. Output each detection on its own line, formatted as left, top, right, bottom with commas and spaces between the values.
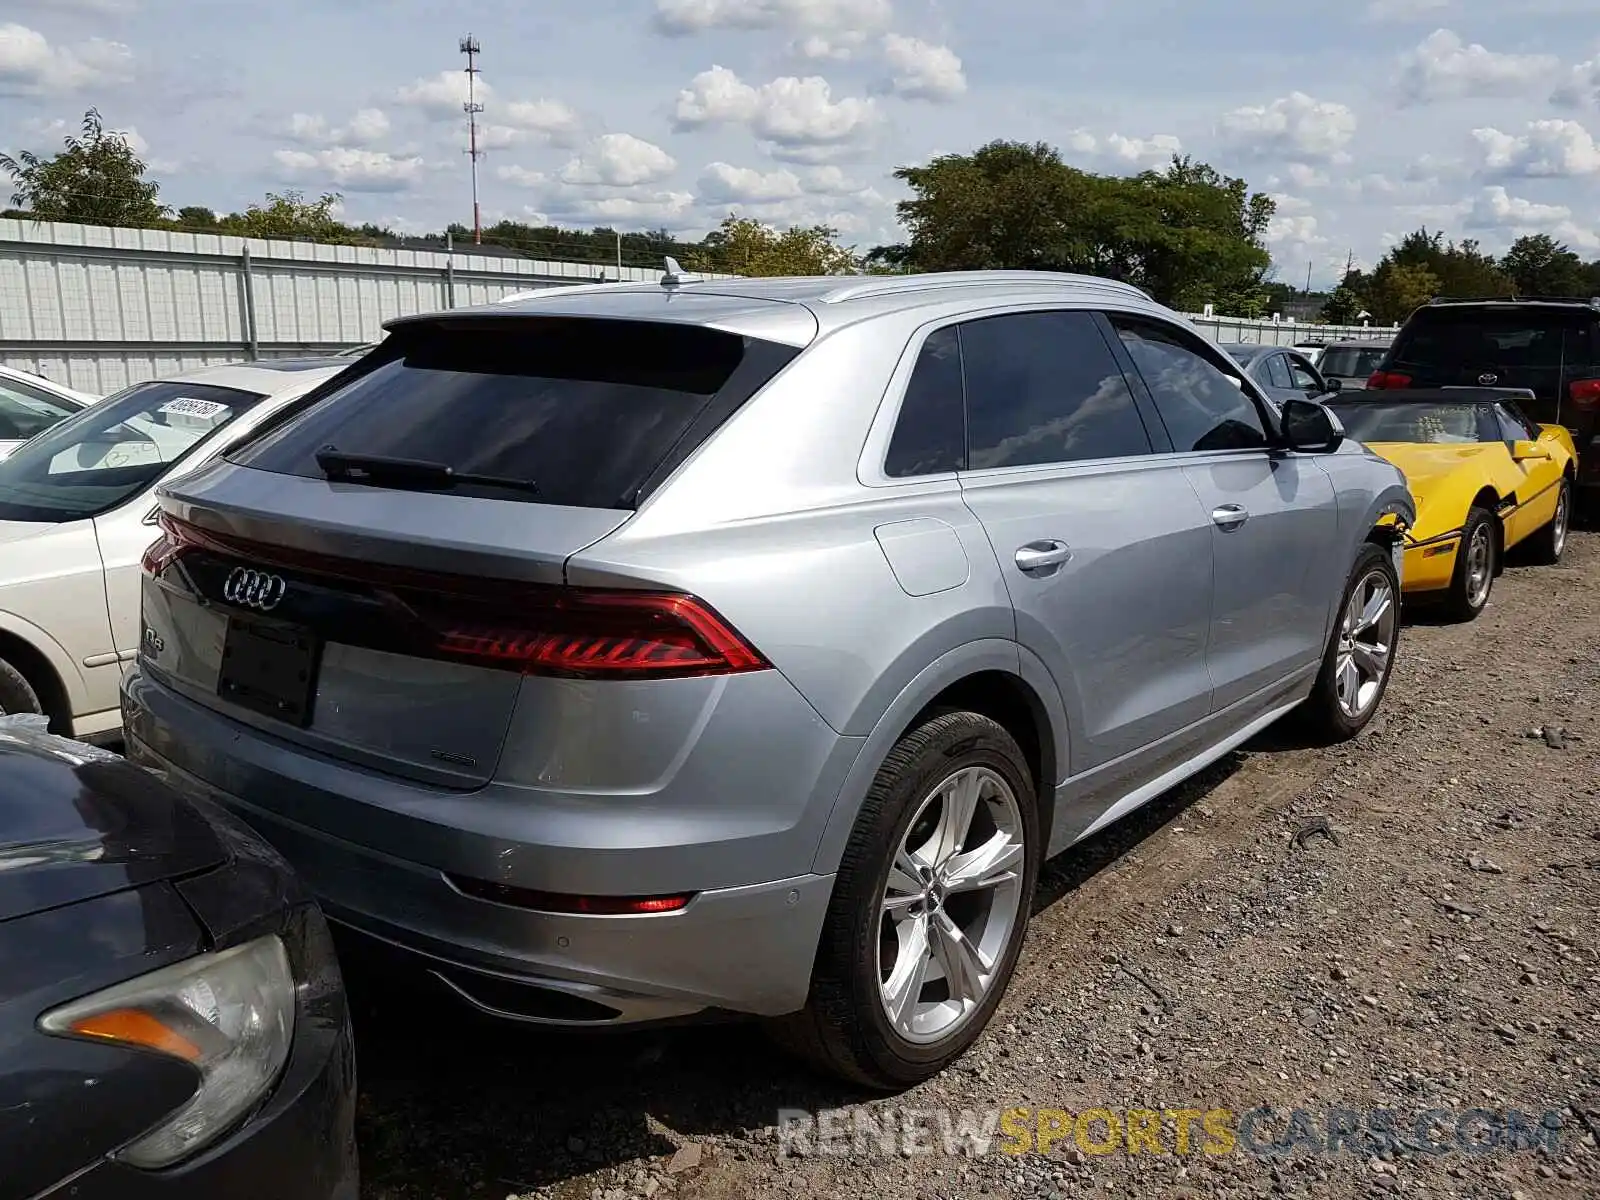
0, 273, 1583, 1195
0, 364, 100, 458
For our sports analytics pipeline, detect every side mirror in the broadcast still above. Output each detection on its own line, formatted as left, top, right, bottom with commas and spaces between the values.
1511, 439, 1551, 462
1323, 377, 1343, 394
1281, 397, 1345, 454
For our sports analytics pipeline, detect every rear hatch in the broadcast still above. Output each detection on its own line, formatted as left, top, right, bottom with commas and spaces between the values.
142, 313, 802, 788
1378, 303, 1599, 431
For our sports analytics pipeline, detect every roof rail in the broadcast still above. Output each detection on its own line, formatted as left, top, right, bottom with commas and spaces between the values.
816, 270, 1153, 305
1428, 294, 1600, 307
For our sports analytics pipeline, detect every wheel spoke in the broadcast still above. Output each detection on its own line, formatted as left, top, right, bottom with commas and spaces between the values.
1337, 656, 1360, 706
1354, 587, 1391, 634
931, 770, 983, 866
883, 914, 932, 1029
942, 832, 1024, 895
887, 848, 926, 899
930, 911, 989, 1007
1351, 640, 1388, 678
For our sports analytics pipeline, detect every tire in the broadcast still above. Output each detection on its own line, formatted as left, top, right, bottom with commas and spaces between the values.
1442, 506, 1497, 622
770, 710, 1040, 1090
1298, 542, 1401, 743
0, 657, 43, 717
1523, 479, 1571, 566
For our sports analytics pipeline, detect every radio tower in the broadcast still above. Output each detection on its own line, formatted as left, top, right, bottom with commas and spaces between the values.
460, 34, 484, 244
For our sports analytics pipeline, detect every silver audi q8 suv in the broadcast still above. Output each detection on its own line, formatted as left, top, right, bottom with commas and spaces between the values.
123, 270, 1414, 1088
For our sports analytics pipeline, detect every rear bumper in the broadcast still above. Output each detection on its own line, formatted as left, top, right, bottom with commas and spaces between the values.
122, 668, 843, 1023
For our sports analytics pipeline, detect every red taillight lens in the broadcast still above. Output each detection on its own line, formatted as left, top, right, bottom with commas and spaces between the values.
139, 514, 190, 576
1367, 370, 1412, 390
447, 875, 694, 915
433, 591, 767, 679
1570, 378, 1600, 409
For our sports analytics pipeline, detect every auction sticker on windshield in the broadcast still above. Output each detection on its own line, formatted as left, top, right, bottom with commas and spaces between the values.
159, 397, 230, 420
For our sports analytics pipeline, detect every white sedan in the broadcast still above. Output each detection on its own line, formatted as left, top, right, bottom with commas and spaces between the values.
0, 357, 349, 737
0, 364, 101, 459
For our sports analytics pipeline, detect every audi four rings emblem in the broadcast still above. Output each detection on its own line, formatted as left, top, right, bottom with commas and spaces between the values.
223, 567, 288, 611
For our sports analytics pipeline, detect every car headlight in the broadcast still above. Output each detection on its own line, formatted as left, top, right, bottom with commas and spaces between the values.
38, 934, 295, 1168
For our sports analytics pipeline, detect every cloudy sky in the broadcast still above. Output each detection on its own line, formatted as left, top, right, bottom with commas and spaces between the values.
1, 0, 1597, 286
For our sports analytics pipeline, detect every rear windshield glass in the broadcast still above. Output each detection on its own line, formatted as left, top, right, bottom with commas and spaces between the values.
1392, 308, 1590, 370
1319, 346, 1388, 378
230, 318, 794, 509
1328, 401, 1484, 445
0, 381, 264, 523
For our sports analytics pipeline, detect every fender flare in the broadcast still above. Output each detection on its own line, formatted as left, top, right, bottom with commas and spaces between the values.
0, 609, 88, 713
808, 638, 1069, 876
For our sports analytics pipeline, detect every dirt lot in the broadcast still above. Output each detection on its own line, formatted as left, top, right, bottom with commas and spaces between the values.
354, 532, 1600, 1200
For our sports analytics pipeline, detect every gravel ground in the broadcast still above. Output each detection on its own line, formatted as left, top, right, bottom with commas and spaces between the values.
354, 531, 1600, 1200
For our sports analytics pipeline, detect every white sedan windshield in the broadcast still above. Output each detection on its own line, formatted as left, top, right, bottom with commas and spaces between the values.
0, 380, 264, 522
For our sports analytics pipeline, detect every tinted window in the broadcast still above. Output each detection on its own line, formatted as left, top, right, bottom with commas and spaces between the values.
1392, 308, 1593, 370
1499, 399, 1540, 439
0, 381, 263, 522
1115, 321, 1270, 452
0, 378, 77, 442
1263, 354, 1293, 390
1319, 345, 1388, 378
1287, 357, 1322, 390
959, 311, 1151, 470
885, 327, 964, 477
232, 319, 797, 509
1494, 405, 1534, 444
1327, 401, 1485, 445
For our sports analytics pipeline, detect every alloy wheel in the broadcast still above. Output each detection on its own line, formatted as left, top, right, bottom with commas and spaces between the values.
1553, 488, 1569, 558
1335, 568, 1397, 720
1464, 524, 1493, 608
877, 766, 1026, 1045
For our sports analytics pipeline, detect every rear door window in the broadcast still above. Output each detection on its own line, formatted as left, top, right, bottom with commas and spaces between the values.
885, 327, 965, 477
958, 310, 1153, 469
1287, 356, 1322, 391
1262, 354, 1293, 390
229, 318, 798, 510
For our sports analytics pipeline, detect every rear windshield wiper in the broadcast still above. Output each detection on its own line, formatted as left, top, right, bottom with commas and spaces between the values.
314, 446, 541, 497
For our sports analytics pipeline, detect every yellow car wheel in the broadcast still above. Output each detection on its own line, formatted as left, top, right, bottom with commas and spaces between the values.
1443, 506, 1497, 622
1523, 479, 1570, 567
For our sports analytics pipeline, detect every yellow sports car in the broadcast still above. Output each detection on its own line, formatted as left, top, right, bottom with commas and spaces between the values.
1327, 390, 1577, 621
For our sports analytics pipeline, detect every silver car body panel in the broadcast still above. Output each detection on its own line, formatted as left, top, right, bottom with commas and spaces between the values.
125, 271, 1414, 1024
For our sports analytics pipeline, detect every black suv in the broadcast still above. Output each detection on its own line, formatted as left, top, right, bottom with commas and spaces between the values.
1368, 297, 1598, 501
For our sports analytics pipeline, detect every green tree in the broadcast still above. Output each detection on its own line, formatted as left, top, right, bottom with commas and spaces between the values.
1500, 234, 1588, 296
0, 108, 166, 226
1365, 262, 1441, 324
176, 205, 218, 228
1385, 228, 1509, 298
221, 191, 347, 240
879, 140, 1274, 311
688, 214, 862, 275
1320, 285, 1364, 325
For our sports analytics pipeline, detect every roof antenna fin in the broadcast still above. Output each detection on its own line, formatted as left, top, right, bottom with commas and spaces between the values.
661, 255, 691, 288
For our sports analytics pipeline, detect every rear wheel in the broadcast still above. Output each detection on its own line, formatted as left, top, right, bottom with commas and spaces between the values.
0, 657, 42, 717
1524, 479, 1570, 566
1297, 543, 1400, 743
771, 710, 1039, 1090
1442, 506, 1496, 622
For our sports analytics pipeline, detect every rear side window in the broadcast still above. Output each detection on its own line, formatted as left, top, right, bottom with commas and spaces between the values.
1320, 345, 1388, 378
1114, 320, 1270, 453
230, 318, 797, 509
960, 311, 1152, 470
885, 327, 964, 477
1262, 354, 1292, 390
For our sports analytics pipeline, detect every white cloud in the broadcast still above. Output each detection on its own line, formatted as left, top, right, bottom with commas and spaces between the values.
554, 190, 698, 225
1461, 186, 1600, 251
1363, 0, 1449, 21
1551, 55, 1600, 108
495, 165, 548, 188
396, 69, 492, 119
1219, 92, 1357, 160
1286, 162, 1331, 188
673, 65, 877, 146
653, 0, 891, 37
501, 99, 583, 146
0, 23, 133, 94
13, 0, 137, 12
793, 34, 862, 61
1471, 119, 1600, 177
1397, 29, 1558, 104
287, 108, 391, 149
559, 133, 678, 186
273, 147, 428, 193
698, 161, 805, 204
1105, 132, 1182, 165
1063, 128, 1098, 155
881, 35, 966, 101
1266, 213, 1327, 249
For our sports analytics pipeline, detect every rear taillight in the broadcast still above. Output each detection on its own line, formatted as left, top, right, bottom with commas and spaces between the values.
447, 875, 695, 915
1570, 378, 1600, 409
431, 591, 768, 679
1367, 370, 1412, 390
139, 514, 190, 575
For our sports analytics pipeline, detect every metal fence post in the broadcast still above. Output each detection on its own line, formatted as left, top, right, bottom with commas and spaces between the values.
240, 244, 260, 360
445, 231, 457, 309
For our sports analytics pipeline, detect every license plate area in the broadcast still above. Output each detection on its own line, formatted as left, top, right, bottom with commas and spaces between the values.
217, 617, 321, 726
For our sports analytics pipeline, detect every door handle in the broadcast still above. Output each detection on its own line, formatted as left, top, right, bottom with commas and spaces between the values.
1211, 504, 1250, 530
1014, 540, 1073, 574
